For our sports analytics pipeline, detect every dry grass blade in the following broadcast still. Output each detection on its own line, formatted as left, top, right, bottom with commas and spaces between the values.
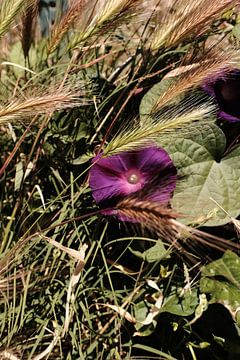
0, 234, 35, 276
63, 245, 88, 336
0, 0, 34, 39
116, 198, 240, 257
32, 322, 60, 360
40, 235, 88, 337
0, 88, 88, 125
21, 0, 38, 58
47, 0, 87, 53
153, 49, 239, 112
0, 272, 25, 299
150, 0, 239, 50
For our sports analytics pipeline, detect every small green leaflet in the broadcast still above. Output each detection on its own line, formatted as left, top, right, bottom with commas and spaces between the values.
200, 251, 240, 326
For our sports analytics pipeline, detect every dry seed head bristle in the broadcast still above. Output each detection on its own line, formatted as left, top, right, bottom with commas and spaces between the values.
48, 0, 142, 53
68, 0, 142, 48
0, 87, 88, 125
153, 49, 240, 112
151, 0, 240, 50
104, 100, 215, 156
21, 0, 39, 58
117, 198, 182, 240
0, 0, 35, 39
47, 0, 88, 53
116, 198, 240, 255
118, 198, 179, 218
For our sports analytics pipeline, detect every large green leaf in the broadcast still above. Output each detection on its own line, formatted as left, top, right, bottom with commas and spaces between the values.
165, 123, 240, 226
200, 251, 240, 325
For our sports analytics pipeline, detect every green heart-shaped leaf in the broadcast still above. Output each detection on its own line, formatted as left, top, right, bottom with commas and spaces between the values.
166, 124, 240, 226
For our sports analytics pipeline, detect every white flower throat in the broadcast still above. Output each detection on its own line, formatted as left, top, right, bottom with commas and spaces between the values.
127, 173, 140, 184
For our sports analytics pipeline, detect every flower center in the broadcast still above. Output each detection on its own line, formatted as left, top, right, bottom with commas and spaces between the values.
127, 173, 140, 184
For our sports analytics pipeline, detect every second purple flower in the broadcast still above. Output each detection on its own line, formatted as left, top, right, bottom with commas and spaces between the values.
202, 69, 240, 122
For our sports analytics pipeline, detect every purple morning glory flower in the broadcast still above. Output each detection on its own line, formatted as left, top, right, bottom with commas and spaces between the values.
89, 146, 177, 220
202, 69, 240, 122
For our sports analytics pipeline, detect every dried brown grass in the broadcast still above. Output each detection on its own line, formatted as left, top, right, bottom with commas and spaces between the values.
21, 0, 38, 58
153, 48, 239, 112
0, 87, 88, 125
47, 0, 88, 53
116, 198, 240, 257
151, 0, 239, 50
